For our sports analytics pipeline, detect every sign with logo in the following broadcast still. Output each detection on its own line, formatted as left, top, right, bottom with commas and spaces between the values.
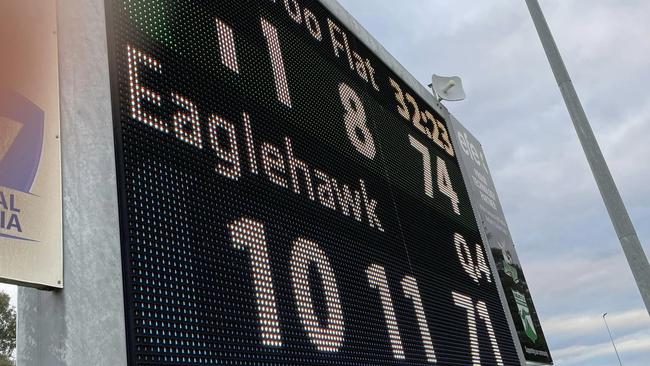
0, 0, 62, 289
106, 0, 526, 364
447, 116, 553, 363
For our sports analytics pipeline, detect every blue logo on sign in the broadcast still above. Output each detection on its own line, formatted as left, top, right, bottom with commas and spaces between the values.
0, 89, 44, 242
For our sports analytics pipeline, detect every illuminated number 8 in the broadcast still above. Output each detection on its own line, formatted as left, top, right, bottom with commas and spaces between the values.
338, 83, 376, 160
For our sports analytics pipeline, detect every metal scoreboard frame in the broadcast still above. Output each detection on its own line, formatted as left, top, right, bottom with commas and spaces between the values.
17, 0, 551, 365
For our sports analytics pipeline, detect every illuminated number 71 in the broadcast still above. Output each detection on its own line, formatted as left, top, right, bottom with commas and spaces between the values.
453, 292, 504, 366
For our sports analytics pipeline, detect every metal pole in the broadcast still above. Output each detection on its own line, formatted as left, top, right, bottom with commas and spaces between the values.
603, 313, 624, 365
524, 0, 650, 315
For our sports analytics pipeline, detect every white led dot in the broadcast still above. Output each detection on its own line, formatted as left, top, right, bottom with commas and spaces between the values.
314, 170, 337, 210
332, 179, 363, 222
359, 179, 383, 232
242, 112, 258, 174
475, 243, 492, 283
283, 0, 303, 24
477, 301, 504, 366
452, 292, 481, 366
285, 137, 315, 200
455, 233, 479, 283
261, 142, 288, 188
436, 156, 460, 215
409, 135, 433, 198
303, 8, 322, 41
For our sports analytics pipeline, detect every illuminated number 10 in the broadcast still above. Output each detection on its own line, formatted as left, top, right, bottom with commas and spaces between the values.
229, 217, 345, 352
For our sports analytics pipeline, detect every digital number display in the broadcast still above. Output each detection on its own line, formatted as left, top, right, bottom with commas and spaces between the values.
106, 0, 521, 364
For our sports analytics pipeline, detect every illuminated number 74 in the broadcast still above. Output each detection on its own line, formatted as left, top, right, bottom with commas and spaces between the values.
409, 135, 460, 215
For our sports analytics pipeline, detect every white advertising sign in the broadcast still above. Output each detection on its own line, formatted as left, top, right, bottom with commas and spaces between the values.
0, 0, 62, 289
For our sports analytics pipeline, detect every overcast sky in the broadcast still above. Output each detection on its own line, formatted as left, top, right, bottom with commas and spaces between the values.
336, 0, 650, 365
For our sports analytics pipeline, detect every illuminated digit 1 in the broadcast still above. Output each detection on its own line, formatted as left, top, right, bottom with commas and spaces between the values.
228, 217, 282, 347
215, 18, 239, 73
261, 18, 292, 107
476, 301, 504, 366
291, 238, 345, 352
366, 264, 405, 359
452, 292, 480, 366
401, 276, 437, 363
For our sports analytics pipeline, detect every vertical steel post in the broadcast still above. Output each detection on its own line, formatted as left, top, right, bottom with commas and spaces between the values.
524, 0, 650, 315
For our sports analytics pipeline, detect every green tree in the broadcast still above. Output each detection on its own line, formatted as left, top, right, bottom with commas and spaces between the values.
0, 291, 15, 365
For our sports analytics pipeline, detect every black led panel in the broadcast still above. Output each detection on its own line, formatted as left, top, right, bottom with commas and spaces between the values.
106, 0, 521, 365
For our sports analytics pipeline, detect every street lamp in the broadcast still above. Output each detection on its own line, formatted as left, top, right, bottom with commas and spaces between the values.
602, 313, 623, 366
524, 0, 650, 316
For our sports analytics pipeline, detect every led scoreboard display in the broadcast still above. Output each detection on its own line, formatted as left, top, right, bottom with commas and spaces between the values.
106, 0, 522, 365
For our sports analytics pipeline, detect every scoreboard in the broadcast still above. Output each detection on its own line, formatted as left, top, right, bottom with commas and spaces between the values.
106, 0, 523, 364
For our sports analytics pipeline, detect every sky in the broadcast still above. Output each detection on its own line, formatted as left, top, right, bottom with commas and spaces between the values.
336, 0, 650, 365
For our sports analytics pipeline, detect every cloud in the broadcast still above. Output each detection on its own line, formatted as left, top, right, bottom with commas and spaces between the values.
553, 329, 650, 365
544, 308, 650, 339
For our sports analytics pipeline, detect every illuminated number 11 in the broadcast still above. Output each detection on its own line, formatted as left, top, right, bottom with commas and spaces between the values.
367, 265, 438, 363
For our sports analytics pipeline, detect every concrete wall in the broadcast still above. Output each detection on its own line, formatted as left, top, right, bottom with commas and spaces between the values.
16, 0, 127, 364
